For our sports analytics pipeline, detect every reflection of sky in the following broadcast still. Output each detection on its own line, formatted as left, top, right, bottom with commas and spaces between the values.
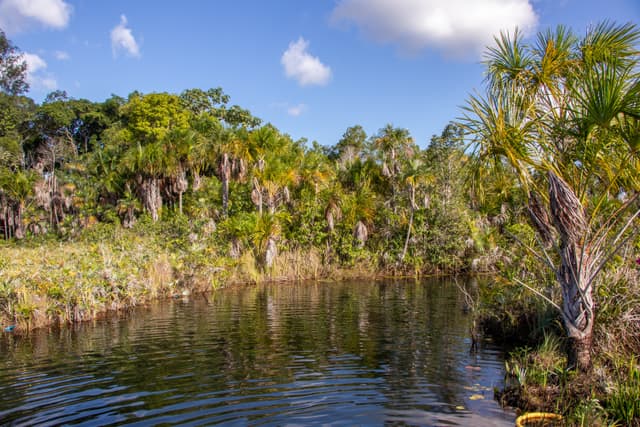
0, 279, 515, 426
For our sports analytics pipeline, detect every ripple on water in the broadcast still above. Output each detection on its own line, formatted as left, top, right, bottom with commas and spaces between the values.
0, 279, 515, 426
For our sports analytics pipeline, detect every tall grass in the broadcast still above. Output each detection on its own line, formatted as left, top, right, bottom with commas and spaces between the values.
605, 358, 640, 426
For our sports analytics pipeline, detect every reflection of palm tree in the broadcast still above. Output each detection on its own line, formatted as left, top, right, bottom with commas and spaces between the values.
465, 22, 640, 371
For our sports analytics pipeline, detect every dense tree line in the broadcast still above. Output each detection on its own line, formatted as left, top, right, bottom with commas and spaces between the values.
0, 29, 482, 275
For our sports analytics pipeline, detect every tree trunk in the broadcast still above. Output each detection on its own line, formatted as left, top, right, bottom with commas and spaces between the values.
14, 202, 24, 239
400, 206, 414, 262
265, 237, 277, 269
175, 168, 188, 215
401, 185, 416, 262
141, 176, 162, 222
221, 176, 229, 216
192, 170, 202, 191
220, 154, 231, 216
548, 172, 594, 372
3, 205, 7, 240
251, 178, 262, 216
354, 221, 368, 249
568, 334, 593, 372
558, 242, 594, 372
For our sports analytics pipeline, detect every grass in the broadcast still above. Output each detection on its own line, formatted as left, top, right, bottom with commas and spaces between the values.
0, 222, 388, 332
494, 259, 640, 426
604, 358, 640, 426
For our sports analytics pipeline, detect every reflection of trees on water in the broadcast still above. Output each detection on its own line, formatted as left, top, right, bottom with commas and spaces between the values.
0, 279, 487, 422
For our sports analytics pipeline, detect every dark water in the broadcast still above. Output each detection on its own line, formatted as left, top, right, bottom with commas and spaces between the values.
0, 279, 515, 426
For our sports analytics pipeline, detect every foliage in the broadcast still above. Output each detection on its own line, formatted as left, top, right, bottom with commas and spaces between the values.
1, 22, 640, 423
464, 21, 640, 372
0, 30, 28, 96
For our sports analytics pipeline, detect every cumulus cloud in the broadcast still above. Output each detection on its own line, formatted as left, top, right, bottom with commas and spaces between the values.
287, 103, 307, 117
22, 52, 57, 90
331, 0, 538, 57
281, 37, 331, 86
0, 0, 72, 33
110, 14, 140, 58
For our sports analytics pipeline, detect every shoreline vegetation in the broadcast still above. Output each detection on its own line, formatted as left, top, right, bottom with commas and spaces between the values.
1, 21, 640, 425
0, 221, 478, 333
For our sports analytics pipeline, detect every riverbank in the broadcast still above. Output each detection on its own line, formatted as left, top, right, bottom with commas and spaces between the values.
2, 224, 639, 425
480, 262, 640, 426
0, 222, 416, 332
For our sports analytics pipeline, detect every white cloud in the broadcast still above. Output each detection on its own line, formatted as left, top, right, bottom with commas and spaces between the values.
110, 14, 140, 58
331, 0, 538, 57
23, 53, 47, 73
0, 0, 72, 33
22, 52, 57, 90
281, 37, 331, 86
287, 103, 307, 117
54, 50, 70, 60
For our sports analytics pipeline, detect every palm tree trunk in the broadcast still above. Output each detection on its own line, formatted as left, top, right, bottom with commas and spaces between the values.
3, 205, 7, 240
400, 207, 414, 262
140, 176, 162, 222
221, 176, 229, 216
221, 154, 231, 216
549, 172, 594, 371
251, 178, 263, 216
14, 201, 24, 239
558, 242, 594, 371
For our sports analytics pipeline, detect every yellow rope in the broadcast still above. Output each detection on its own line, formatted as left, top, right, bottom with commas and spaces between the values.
516, 412, 563, 426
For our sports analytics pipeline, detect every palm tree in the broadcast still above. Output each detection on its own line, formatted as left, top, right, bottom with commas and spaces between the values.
249, 127, 301, 215
163, 128, 200, 215
120, 141, 166, 221
252, 212, 285, 269
0, 169, 34, 238
216, 127, 251, 217
400, 157, 433, 262
372, 125, 415, 212
464, 22, 640, 371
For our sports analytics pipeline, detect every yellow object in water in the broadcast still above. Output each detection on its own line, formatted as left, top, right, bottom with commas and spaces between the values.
516, 412, 563, 426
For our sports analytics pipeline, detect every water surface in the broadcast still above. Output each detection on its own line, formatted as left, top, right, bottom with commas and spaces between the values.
0, 279, 514, 426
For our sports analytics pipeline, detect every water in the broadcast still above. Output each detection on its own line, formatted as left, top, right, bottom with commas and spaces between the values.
0, 279, 515, 426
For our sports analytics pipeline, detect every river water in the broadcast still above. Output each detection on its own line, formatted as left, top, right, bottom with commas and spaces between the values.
0, 279, 515, 426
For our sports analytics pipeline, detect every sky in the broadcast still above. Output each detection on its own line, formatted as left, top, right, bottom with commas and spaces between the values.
2, 0, 639, 148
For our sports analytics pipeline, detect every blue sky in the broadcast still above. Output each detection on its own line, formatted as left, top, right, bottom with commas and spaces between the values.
2, 0, 639, 148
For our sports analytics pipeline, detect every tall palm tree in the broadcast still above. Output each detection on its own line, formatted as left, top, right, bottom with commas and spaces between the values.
400, 157, 433, 262
163, 128, 200, 215
464, 22, 640, 371
216, 127, 251, 217
372, 125, 415, 212
120, 141, 166, 221
0, 169, 34, 238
